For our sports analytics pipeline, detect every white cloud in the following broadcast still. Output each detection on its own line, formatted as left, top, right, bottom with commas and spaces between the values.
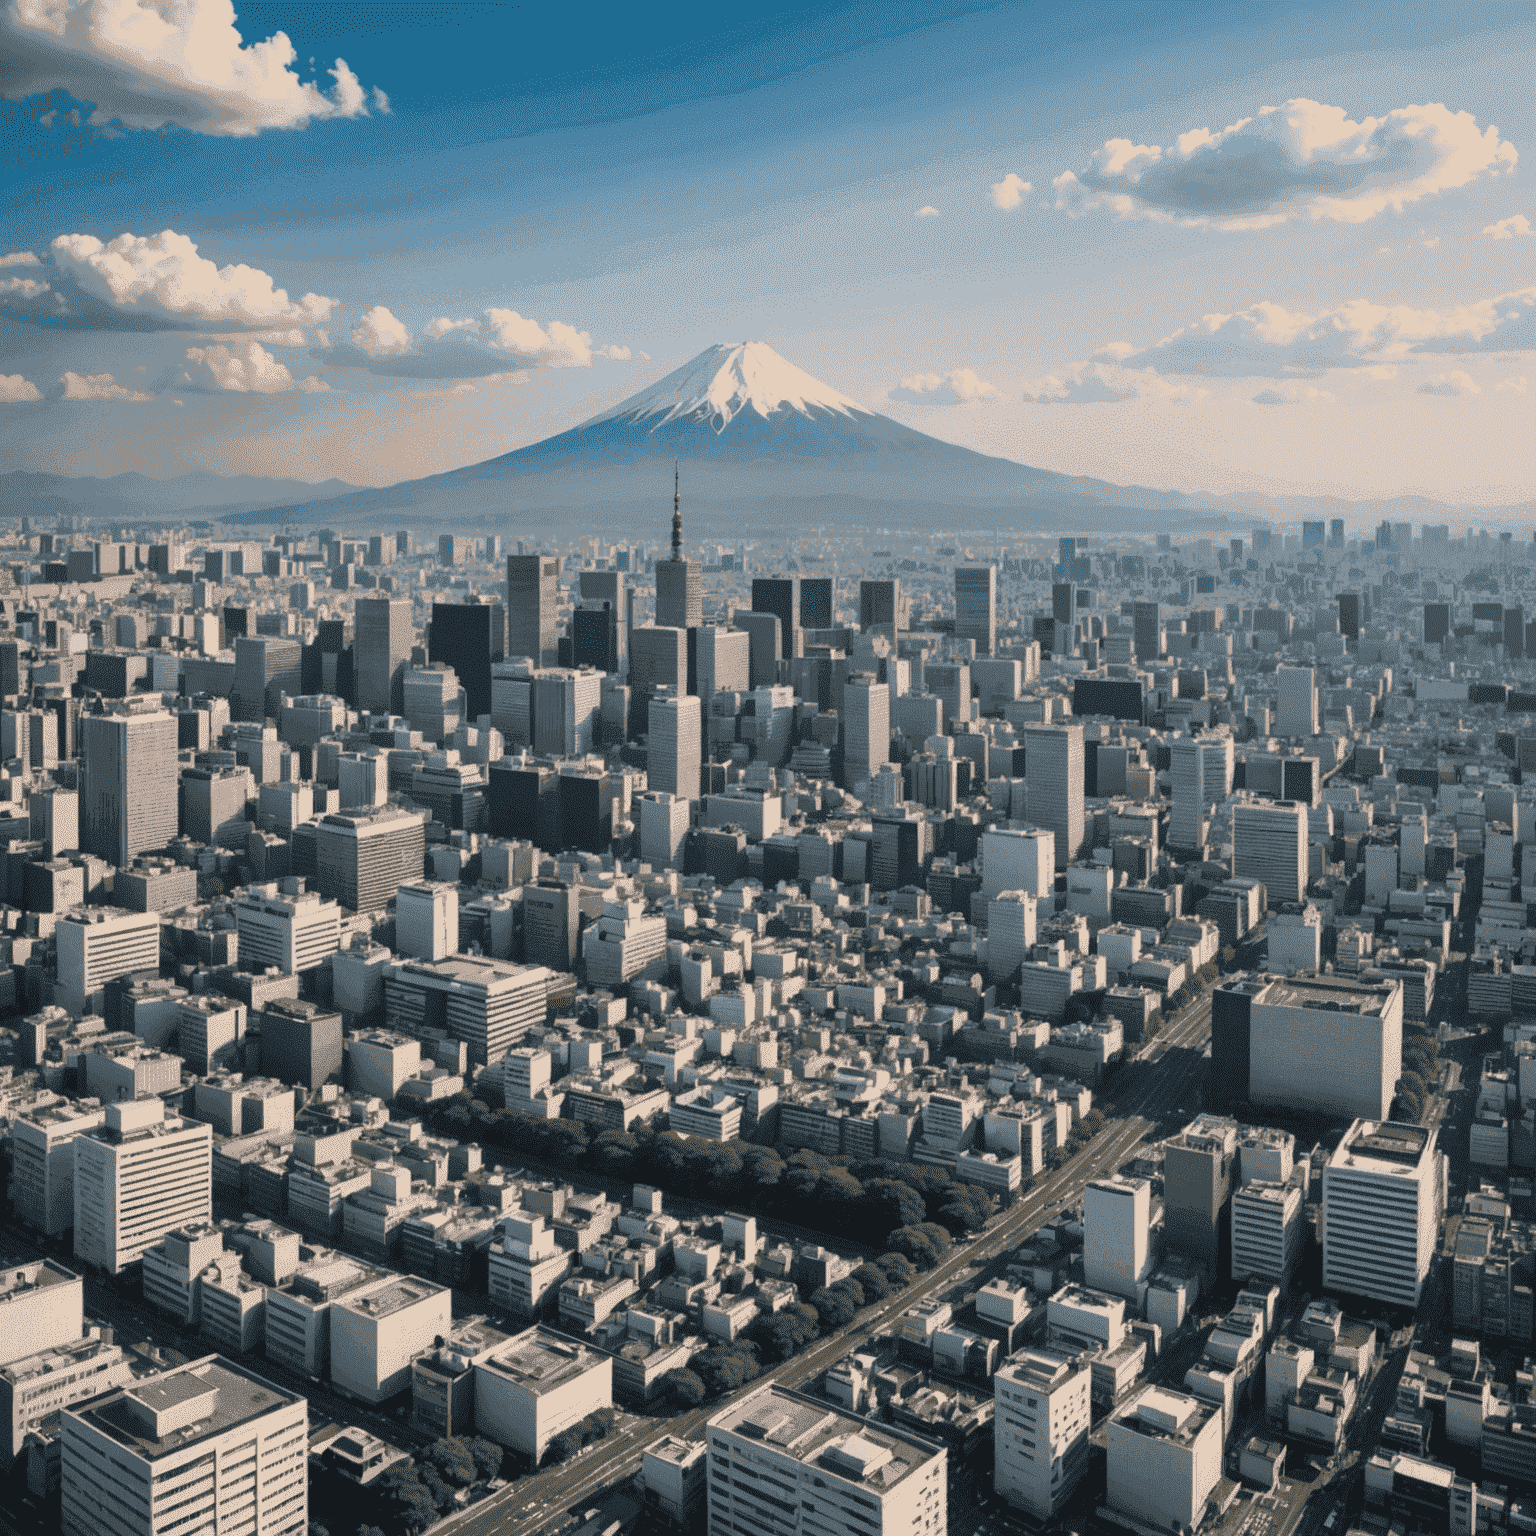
371, 86, 390, 115
59, 370, 150, 401
1018, 361, 1208, 405
1114, 286, 1536, 376
1417, 370, 1481, 397
1497, 376, 1528, 393
0, 374, 42, 402
350, 305, 413, 357
0, 0, 383, 137
990, 173, 1031, 210
424, 316, 480, 340
0, 229, 335, 331
177, 339, 327, 393
408, 371, 529, 401
1054, 98, 1517, 230
0, 251, 41, 267
1252, 384, 1336, 405
890, 368, 1007, 406
1485, 214, 1533, 239
595, 344, 640, 361
484, 309, 592, 367
915, 206, 939, 218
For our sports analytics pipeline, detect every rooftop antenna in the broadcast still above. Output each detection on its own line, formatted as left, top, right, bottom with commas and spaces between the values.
671, 460, 682, 562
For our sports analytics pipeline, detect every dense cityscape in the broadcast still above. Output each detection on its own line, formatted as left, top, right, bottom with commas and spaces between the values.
0, 500, 1526, 1536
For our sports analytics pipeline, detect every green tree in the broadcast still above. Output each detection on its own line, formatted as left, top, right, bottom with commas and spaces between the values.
875, 1252, 916, 1288
664, 1367, 707, 1406
469, 1437, 504, 1481
426, 1438, 477, 1487
850, 1262, 891, 1302
886, 1225, 941, 1271
810, 1285, 860, 1330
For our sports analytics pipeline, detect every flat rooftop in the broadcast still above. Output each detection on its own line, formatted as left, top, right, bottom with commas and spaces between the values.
341, 1277, 446, 1319
1258, 975, 1394, 1016
1333, 1119, 1433, 1171
480, 1328, 604, 1392
0, 1259, 77, 1301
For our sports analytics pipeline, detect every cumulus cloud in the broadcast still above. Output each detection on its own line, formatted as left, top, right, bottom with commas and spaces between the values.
0, 229, 334, 332
484, 310, 593, 367
990, 173, 1031, 210
349, 305, 413, 357
0, 251, 41, 267
0, 0, 384, 137
173, 339, 328, 394
188, 326, 308, 347
0, 374, 42, 402
1252, 384, 1336, 405
408, 371, 530, 401
1498, 376, 1528, 393
1485, 215, 1533, 239
890, 368, 1007, 406
1018, 361, 1208, 405
1417, 370, 1481, 396
1054, 98, 1517, 230
58, 370, 151, 401
1114, 287, 1536, 376
424, 316, 480, 340
915, 206, 939, 218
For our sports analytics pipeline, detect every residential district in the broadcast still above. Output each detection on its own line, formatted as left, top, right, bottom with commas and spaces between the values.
0, 505, 1532, 1536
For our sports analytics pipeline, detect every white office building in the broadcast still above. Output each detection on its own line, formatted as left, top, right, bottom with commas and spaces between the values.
12, 1100, 107, 1236
1169, 736, 1231, 852
329, 1275, 453, 1402
994, 1347, 1092, 1519
1231, 1181, 1303, 1289
648, 687, 702, 800
1323, 1119, 1442, 1307
638, 791, 691, 869
1105, 1387, 1224, 1536
233, 884, 341, 974
61, 1355, 308, 1536
987, 892, 1038, 983
473, 1326, 611, 1461
843, 673, 891, 790
1083, 1177, 1152, 1301
395, 882, 459, 962
73, 1098, 213, 1275
1275, 665, 1318, 739
1232, 800, 1308, 906
1025, 725, 1084, 869
707, 1385, 946, 1536
56, 909, 161, 1016
981, 826, 1054, 899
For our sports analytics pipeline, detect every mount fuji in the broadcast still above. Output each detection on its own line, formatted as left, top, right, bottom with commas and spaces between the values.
226, 342, 1515, 533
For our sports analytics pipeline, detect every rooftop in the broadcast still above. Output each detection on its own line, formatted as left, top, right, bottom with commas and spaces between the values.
479, 1327, 605, 1392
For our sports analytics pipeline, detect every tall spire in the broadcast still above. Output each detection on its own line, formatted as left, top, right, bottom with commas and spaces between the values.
671, 459, 682, 562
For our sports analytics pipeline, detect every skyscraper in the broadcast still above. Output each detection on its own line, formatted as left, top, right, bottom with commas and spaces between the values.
954, 564, 997, 655
1132, 600, 1161, 661
507, 555, 560, 666
315, 806, 426, 912
530, 667, 602, 757
648, 686, 702, 799
841, 672, 890, 789
354, 596, 413, 714
1232, 799, 1308, 905
750, 576, 800, 660
81, 704, 178, 868
1423, 602, 1450, 644
1275, 665, 1318, 739
429, 599, 505, 720
232, 635, 301, 723
799, 576, 832, 631
696, 624, 750, 699
1338, 592, 1360, 642
859, 577, 900, 634
1025, 723, 1084, 869
655, 468, 702, 629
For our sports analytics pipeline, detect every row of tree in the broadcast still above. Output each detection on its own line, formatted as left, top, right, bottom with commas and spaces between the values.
1392, 1025, 1442, 1124
367, 1436, 507, 1534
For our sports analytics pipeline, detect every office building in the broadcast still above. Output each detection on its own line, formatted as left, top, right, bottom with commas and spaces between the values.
1423, 602, 1450, 646
842, 672, 890, 789
1169, 736, 1231, 852
81, 705, 178, 868
751, 576, 801, 660
12, 1101, 107, 1236
649, 686, 702, 798
1084, 1177, 1152, 1300
61, 1355, 308, 1536
955, 564, 997, 655
1275, 664, 1318, 739
473, 1326, 613, 1463
696, 625, 751, 699
987, 891, 1038, 983
1132, 600, 1161, 661
1232, 800, 1307, 906
981, 826, 1054, 899
1163, 1115, 1237, 1273
260, 998, 344, 1090
522, 881, 580, 971
638, 791, 690, 869
507, 555, 560, 666
232, 884, 341, 974
315, 806, 426, 912
1105, 1388, 1223, 1536
800, 576, 832, 631
1231, 1181, 1303, 1288
0, 1261, 84, 1370
1338, 592, 1360, 642
233, 635, 301, 723
1323, 1119, 1441, 1307
402, 664, 463, 744
628, 626, 688, 734
430, 600, 504, 720
73, 1098, 213, 1275
383, 955, 550, 1066
1249, 973, 1402, 1120
859, 578, 900, 634
355, 596, 413, 714
395, 881, 459, 962
1025, 724, 1084, 869
707, 1384, 947, 1536
330, 1275, 453, 1403
56, 909, 162, 1016
994, 1347, 1092, 1519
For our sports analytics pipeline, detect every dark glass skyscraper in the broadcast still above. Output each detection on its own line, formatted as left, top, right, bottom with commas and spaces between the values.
429, 600, 505, 721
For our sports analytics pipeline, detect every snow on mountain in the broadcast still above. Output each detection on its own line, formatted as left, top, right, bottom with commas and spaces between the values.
586, 341, 868, 432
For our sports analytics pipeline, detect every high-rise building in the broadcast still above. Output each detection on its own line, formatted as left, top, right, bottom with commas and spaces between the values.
981, 826, 1054, 899
994, 1347, 1092, 1520
1232, 799, 1307, 905
1132, 600, 1161, 661
1323, 1118, 1441, 1307
732, 610, 783, 685
987, 891, 1038, 982
657, 471, 702, 630
1338, 592, 1360, 642
429, 600, 504, 721
522, 881, 580, 971
73, 1098, 213, 1274
232, 635, 301, 723
260, 998, 343, 1090
751, 576, 800, 660
1052, 582, 1077, 629
61, 1355, 308, 1536
530, 668, 602, 757
384, 955, 550, 1066
1423, 602, 1451, 645
81, 705, 178, 868
11, 1101, 107, 1236
842, 672, 890, 789
1231, 1180, 1303, 1288
1025, 724, 1084, 869
628, 626, 688, 734
859, 578, 901, 634
696, 625, 750, 699
1105, 1388, 1223, 1536
315, 807, 426, 913
800, 576, 833, 631
648, 687, 702, 799
638, 791, 691, 869
232, 884, 341, 974
1083, 1176, 1152, 1300
706, 1385, 947, 1536
354, 596, 413, 714
955, 564, 997, 655
1168, 736, 1231, 852
56, 908, 162, 1016
1275, 664, 1318, 738
507, 555, 560, 666
395, 882, 459, 962
1163, 1115, 1238, 1273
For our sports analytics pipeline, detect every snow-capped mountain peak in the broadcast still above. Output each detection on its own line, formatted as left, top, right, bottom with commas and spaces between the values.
587, 341, 869, 434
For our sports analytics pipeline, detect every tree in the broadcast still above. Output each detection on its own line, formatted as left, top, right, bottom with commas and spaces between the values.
887, 1225, 942, 1271
751, 1303, 820, 1361
875, 1251, 916, 1288
810, 1284, 860, 1330
850, 1262, 891, 1302
865, 1178, 927, 1232
664, 1367, 707, 1406
427, 1438, 477, 1487
469, 1437, 504, 1481
382, 1469, 439, 1533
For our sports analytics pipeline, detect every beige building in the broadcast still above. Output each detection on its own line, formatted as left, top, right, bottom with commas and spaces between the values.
11, 1100, 106, 1236
994, 1347, 1092, 1519
61, 1355, 307, 1536
473, 1326, 612, 1463
1105, 1387, 1224, 1536
330, 1274, 453, 1403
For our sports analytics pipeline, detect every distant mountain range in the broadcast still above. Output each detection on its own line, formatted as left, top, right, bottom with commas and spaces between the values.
2, 469, 358, 524
7, 344, 1529, 536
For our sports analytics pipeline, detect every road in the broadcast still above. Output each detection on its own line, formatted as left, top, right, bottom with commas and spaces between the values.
437, 991, 1216, 1536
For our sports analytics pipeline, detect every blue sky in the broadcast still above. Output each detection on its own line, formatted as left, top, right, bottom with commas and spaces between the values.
2, 0, 1533, 503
